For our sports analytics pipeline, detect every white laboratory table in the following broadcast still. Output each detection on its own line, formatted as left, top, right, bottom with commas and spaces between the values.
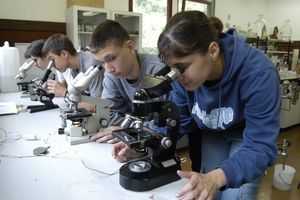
0, 92, 188, 200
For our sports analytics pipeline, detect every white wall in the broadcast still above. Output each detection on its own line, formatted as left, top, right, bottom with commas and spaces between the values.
215, 0, 267, 33
1, 0, 299, 39
266, 0, 300, 40
0, 0, 130, 22
104, 0, 128, 11
0, 0, 66, 79
0, 0, 66, 22
215, 0, 300, 40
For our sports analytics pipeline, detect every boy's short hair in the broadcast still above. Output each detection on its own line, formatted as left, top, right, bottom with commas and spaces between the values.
42, 33, 77, 57
24, 39, 45, 58
90, 20, 130, 54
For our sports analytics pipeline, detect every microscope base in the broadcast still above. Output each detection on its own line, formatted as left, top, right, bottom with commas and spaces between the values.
20, 93, 31, 98
67, 134, 94, 145
27, 104, 59, 113
119, 158, 181, 192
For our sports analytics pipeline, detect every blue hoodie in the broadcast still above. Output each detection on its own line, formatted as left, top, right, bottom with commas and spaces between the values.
170, 29, 281, 188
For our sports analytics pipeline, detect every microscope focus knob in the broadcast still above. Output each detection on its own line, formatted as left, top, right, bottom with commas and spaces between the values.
166, 118, 177, 127
99, 118, 109, 127
58, 128, 65, 135
161, 137, 172, 149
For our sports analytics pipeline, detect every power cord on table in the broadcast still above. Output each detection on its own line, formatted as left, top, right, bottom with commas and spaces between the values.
0, 128, 118, 176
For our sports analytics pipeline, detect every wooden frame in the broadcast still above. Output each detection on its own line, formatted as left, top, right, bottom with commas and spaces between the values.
0, 19, 66, 46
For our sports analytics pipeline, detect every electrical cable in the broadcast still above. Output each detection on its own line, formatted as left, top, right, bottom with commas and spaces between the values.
0, 127, 119, 175
0, 149, 119, 176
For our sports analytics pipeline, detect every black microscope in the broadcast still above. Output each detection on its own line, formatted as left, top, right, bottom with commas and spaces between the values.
112, 66, 183, 191
27, 60, 58, 113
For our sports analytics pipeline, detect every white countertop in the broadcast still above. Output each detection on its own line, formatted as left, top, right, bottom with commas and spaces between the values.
279, 72, 300, 80
0, 92, 188, 200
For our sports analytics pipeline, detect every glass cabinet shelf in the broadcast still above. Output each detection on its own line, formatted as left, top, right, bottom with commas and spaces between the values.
67, 6, 142, 51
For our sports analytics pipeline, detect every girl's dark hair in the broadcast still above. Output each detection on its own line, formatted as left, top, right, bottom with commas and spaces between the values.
209, 16, 224, 35
42, 34, 77, 57
157, 10, 218, 63
24, 39, 45, 58
90, 20, 130, 54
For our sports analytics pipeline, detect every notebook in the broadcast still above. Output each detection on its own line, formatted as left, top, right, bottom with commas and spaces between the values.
0, 102, 18, 115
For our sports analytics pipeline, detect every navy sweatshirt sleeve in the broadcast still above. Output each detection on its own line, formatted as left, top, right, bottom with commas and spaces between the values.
170, 81, 194, 138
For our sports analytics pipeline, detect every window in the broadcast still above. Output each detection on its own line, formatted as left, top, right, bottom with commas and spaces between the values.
129, 0, 214, 53
178, 0, 214, 16
130, 0, 170, 54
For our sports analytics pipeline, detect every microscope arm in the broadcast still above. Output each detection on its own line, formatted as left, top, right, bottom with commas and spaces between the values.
41, 60, 54, 83
15, 60, 35, 80
32, 60, 55, 87
113, 67, 183, 156
132, 67, 182, 117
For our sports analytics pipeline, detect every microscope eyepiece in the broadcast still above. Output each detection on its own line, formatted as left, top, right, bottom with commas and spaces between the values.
93, 63, 103, 71
165, 67, 181, 81
41, 60, 54, 83
154, 66, 171, 76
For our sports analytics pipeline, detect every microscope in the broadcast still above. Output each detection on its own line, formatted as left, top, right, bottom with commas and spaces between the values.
58, 63, 109, 145
15, 60, 35, 92
112, 67, 183, 191
27, 60, 59, 113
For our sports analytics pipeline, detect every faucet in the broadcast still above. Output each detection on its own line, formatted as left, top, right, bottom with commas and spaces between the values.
277, 138, 291, 170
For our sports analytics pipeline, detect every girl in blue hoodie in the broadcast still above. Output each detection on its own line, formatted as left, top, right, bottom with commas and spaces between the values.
112, 10, 281, 200
156, 11, 281, 200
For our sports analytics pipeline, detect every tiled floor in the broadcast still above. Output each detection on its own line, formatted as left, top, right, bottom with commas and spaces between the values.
177, 125, 300, 200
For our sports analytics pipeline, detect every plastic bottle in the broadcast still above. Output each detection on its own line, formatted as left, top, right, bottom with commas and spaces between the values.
280, 19, 292, 41
0, 41, 20, 92
254, 14, 267, 38
225, 14, 231, 30
282, 61, 289, 77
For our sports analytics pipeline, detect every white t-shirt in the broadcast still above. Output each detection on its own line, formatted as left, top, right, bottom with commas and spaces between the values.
56, 51, 104, 97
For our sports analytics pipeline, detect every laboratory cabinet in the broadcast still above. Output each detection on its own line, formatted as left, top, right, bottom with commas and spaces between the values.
246, 37, 294, 67
110, 10, 142, 51
246, 37, 300, 128
280, 78, 300, 129
246, 37, 293, 54
66, 6, 142, 51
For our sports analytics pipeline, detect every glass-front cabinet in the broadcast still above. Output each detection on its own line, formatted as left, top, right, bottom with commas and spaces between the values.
110, 10, 142, 51
66, 6, 142, 51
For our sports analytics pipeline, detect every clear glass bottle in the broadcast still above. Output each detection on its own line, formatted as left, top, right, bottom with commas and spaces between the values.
278, 58, 284, 72
225, 14, 231, 30
254, 14, 267, 38
283, 61, 289, 73
280, 19, 292, 41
